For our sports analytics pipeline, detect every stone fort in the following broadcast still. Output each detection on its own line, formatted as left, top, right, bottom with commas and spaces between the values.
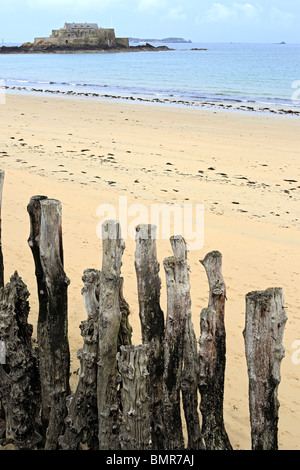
34, 22, 129, 48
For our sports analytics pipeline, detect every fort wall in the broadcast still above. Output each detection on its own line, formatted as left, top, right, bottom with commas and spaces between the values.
34, 23, 129, 48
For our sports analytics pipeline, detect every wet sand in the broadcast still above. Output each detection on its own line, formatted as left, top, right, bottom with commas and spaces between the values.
0, 92, 299, 449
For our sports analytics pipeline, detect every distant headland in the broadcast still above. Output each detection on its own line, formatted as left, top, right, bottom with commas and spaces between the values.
0, 22, 173, 54
129, 37, 192, 44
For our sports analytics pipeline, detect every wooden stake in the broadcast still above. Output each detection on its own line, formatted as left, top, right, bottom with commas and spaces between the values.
27, 195, 49, 433
118, 344, 151, 450
27, 197, 70, 450
59, 269, 101, 450
170, 236, 204, 450
0, 272, 41, 449
162, 252, 188, 450
244, 288, 287, 450
135, 224, 165, 449
97, 220, 124, 450
0, 170, 5, 288
199, 251, 232, 450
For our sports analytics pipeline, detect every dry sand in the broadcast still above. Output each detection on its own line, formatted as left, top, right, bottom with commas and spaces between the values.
0, 92, 299, 450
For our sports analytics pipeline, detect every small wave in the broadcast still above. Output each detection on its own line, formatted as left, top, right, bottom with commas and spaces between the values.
2, 75, 299, 112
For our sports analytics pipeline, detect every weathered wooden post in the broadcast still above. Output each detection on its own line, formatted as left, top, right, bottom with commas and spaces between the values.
0, 170, 4, 289
97, 220, 124, 450
59, 269, 101, 450
0, 171, 5, 426
0, 272, 41, 449
243, 288, 287, 450
27, 197, 70, 450
162, 247, 189, 450
198, 251, 232, 450
27, 195, 49, 435
39, 198, 70, 450
134, 224, 165, 449
118, 344, 151, 450
170, 235, 204, 450
60, 225, 132, 450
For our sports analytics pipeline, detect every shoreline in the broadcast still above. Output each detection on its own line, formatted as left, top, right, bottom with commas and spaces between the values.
2, 86, 300, 117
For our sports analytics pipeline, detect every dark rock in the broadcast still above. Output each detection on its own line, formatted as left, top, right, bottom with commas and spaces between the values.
0, 42, 174, 54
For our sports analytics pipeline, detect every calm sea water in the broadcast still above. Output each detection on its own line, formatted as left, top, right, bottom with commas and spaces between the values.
1, 42, 300, 109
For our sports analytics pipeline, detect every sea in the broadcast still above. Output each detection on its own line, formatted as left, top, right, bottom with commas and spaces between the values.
1, 42, 300, 114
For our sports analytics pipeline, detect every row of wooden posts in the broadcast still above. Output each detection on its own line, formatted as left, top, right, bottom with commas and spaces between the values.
0, 169, 288, 450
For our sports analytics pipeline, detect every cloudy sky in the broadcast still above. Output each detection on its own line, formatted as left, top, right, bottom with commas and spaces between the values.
1, 0, 299, 44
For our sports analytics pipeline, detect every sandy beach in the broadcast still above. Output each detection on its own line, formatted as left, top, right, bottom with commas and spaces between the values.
0, 92, 299, 450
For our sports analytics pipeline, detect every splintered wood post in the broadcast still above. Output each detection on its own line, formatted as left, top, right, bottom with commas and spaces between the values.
0, 272, 41, 449
170, 235, 204, 450
243, 288, 287, 450
199, 251, 232, 450
97, 220, 124, 450
32, 198, 70, 450
162, 249, 190, 450
118, 344, 151, 450
134, 224, 165, 449
59, 269, 101, 450
27, 195, 49, 433
0, 170, 5, 288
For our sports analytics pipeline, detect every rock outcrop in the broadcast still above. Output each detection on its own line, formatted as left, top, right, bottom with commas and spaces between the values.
0, 43, 173, 54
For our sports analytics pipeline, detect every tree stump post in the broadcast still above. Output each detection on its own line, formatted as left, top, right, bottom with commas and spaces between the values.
243, 288, 287, 450
118, 344, 151, 450
59, 269, 101, 450
170, 235, 204, 450
0, 170, 5, 426
162, 248, 190, 450
198, 251, 232, 450
0, 272, 41, 449
97, 220, 124, 450
0, 170, 4, 289
27, 195, 49, 434
27, 197, 70, 450
134, 224, 165, 449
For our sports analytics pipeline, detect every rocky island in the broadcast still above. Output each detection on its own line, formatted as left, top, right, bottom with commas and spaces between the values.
0, 22, 173, 54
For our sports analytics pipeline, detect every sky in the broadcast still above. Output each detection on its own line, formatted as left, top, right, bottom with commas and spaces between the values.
0, 0, 299, 44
